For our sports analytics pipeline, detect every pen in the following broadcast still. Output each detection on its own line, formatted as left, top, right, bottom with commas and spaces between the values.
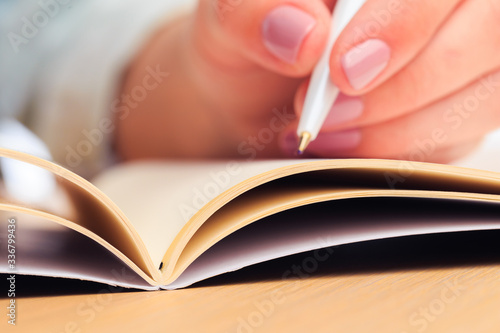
297, 0, 367, 154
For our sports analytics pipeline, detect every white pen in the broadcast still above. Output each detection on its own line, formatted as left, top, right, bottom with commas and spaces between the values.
297, 0, 367, 154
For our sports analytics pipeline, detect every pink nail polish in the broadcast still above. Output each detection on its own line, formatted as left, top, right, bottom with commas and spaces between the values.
262, 5, 316, 64
308, 130, 361, 154
323, 93, 364, 129
341, 39, 391, 90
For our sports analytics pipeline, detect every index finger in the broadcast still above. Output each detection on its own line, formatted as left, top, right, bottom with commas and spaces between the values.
330, 0, 464, 93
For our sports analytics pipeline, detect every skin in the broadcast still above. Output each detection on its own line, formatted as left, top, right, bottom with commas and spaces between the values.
115, 0, 500, 163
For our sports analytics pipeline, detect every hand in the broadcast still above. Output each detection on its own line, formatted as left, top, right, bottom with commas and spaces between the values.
115, 0, 500, 164
115, 0, 335, 160
294, 0, 500, 163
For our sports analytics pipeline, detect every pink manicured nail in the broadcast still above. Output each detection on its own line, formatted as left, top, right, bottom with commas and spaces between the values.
308, 130, 361, 153
341, 39, 391, 90
262, 5, 316, 64
323, 93, 364, 128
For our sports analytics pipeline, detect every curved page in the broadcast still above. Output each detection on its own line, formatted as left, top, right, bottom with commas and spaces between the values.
92, 158, 500, 283
0, 149, 158, 281
161, 160, 500, 280
165, 197, 500, 289
92, 160, 306, 267
0, 210, 156, 289
165, 187, 500, 284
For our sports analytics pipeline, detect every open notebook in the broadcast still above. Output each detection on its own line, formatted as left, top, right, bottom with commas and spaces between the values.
2, 147, 500, 290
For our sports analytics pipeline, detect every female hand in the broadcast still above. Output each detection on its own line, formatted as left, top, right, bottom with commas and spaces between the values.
115, 0, 334, 160
293, 0, 500, 163
116, 0, 500, 164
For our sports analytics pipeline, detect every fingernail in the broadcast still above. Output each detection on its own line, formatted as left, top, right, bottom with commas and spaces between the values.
308, 130, 361, 153
262, 5, 316, 64
323, 93, 364, 128
341, 39, 391, 90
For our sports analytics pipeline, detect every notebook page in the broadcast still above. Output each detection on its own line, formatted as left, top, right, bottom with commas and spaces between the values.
92, 160, 305, 266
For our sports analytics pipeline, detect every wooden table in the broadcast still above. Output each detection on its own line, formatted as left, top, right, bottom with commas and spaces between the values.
3, 231, 500, 333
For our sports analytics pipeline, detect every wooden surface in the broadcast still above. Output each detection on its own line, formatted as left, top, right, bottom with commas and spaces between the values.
2, 232, 500, 333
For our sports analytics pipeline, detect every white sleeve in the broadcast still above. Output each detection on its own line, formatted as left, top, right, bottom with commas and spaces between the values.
0, 0, 197, 177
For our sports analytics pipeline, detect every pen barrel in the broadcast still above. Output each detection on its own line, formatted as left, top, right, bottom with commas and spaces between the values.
297, 0, 367, 141
298, 69, 339, 141
297, 0, 366, 140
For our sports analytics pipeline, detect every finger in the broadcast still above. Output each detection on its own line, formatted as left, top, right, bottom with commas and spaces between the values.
321, 0, 500, 134
284, 70, 500, 161
296, 0, 500, 134
280, 129, 483, 162
329, 0, 463, 93
194, 0, 333, 77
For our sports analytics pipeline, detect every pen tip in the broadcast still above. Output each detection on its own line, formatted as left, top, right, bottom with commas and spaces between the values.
297, 132, 311, 155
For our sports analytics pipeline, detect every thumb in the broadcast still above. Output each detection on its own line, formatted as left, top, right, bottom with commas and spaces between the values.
193, 0, 333, 77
